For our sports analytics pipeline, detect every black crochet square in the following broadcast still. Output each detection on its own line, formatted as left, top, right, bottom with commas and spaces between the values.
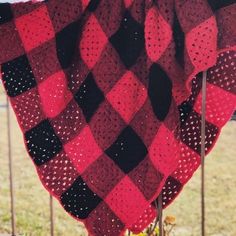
25, 119, 63, 166
105, 125, 148, 173
109, 10, 144, 69
0, 3, 13, 24
60, 176, 102, 219
1, 55, 37, 97
74, 72, 105, 123
56, 21, 80, 69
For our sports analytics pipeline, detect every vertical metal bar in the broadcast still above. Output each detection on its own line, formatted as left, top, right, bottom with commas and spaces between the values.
158, 193, 163, 236
6, 98, 16, 236
50, 195, 54, 236
201, 70, 207, 236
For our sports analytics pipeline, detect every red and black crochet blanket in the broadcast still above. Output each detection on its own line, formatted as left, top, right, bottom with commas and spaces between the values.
0, 0, 235, 235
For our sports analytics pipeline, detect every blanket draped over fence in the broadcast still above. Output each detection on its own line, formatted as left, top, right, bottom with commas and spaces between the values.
0, 0, 235, 235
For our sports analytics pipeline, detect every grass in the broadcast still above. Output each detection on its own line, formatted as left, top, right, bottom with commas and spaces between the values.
0, 86, 236, 236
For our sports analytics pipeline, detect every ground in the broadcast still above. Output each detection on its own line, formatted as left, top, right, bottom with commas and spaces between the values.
0, 85, 236, 236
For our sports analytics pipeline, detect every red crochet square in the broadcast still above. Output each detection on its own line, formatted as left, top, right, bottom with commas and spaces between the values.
128, 158, 164, 200
79, 14, 108, 70
15, 5, 55, 52
64, 125, 103, 174
149, 124, 180, 174
82, 154, 125, 198
38, 71, 73, 118
37, 151, 79, 196
0, 21, 25, 63
105, 176, 148, 224
106, 70, 147, 124
172, 142, 201, 184
11, 87, 45, 132
194, 83, 236, 127
50, 99, 86, 144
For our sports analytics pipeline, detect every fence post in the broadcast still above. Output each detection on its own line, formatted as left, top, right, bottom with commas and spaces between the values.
157, 193, 163, 236
6, 98, 16, 236
201, 70, 207, 236
50, 195, 54, 236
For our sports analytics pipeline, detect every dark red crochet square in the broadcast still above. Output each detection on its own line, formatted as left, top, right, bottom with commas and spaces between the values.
64, 125, 103, 174
37, 151, 79, 196
89, 100, 127, 150
85, 202, 125, 236
82, 154, 125, 198
161, 176, 182, 207
47, 0, 83, 32
38, 71, 73, 118
15, 5, 54, 52
130, 99, 161, 148
50, 99, 87, 144
11, 0, 45, 17
128, 157, 164, 201
105, 176, 148, 224
11, 87, 45, 132
0, 21, 25, 64
92, 43, 126, 94
27, 39, 61, 82
180, 110, 218, 155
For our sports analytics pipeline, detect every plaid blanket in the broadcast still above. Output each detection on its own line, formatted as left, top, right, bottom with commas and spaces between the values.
0, 0, 235, 235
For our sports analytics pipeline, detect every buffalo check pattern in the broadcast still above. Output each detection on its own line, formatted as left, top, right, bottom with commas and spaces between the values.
0, 0, 236, 235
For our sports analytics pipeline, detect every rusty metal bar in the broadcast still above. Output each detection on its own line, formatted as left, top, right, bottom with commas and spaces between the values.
200, 70, 207, 236
50, 195, 54, 236
157, 193, 163, 236
6, 98, 16, 236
